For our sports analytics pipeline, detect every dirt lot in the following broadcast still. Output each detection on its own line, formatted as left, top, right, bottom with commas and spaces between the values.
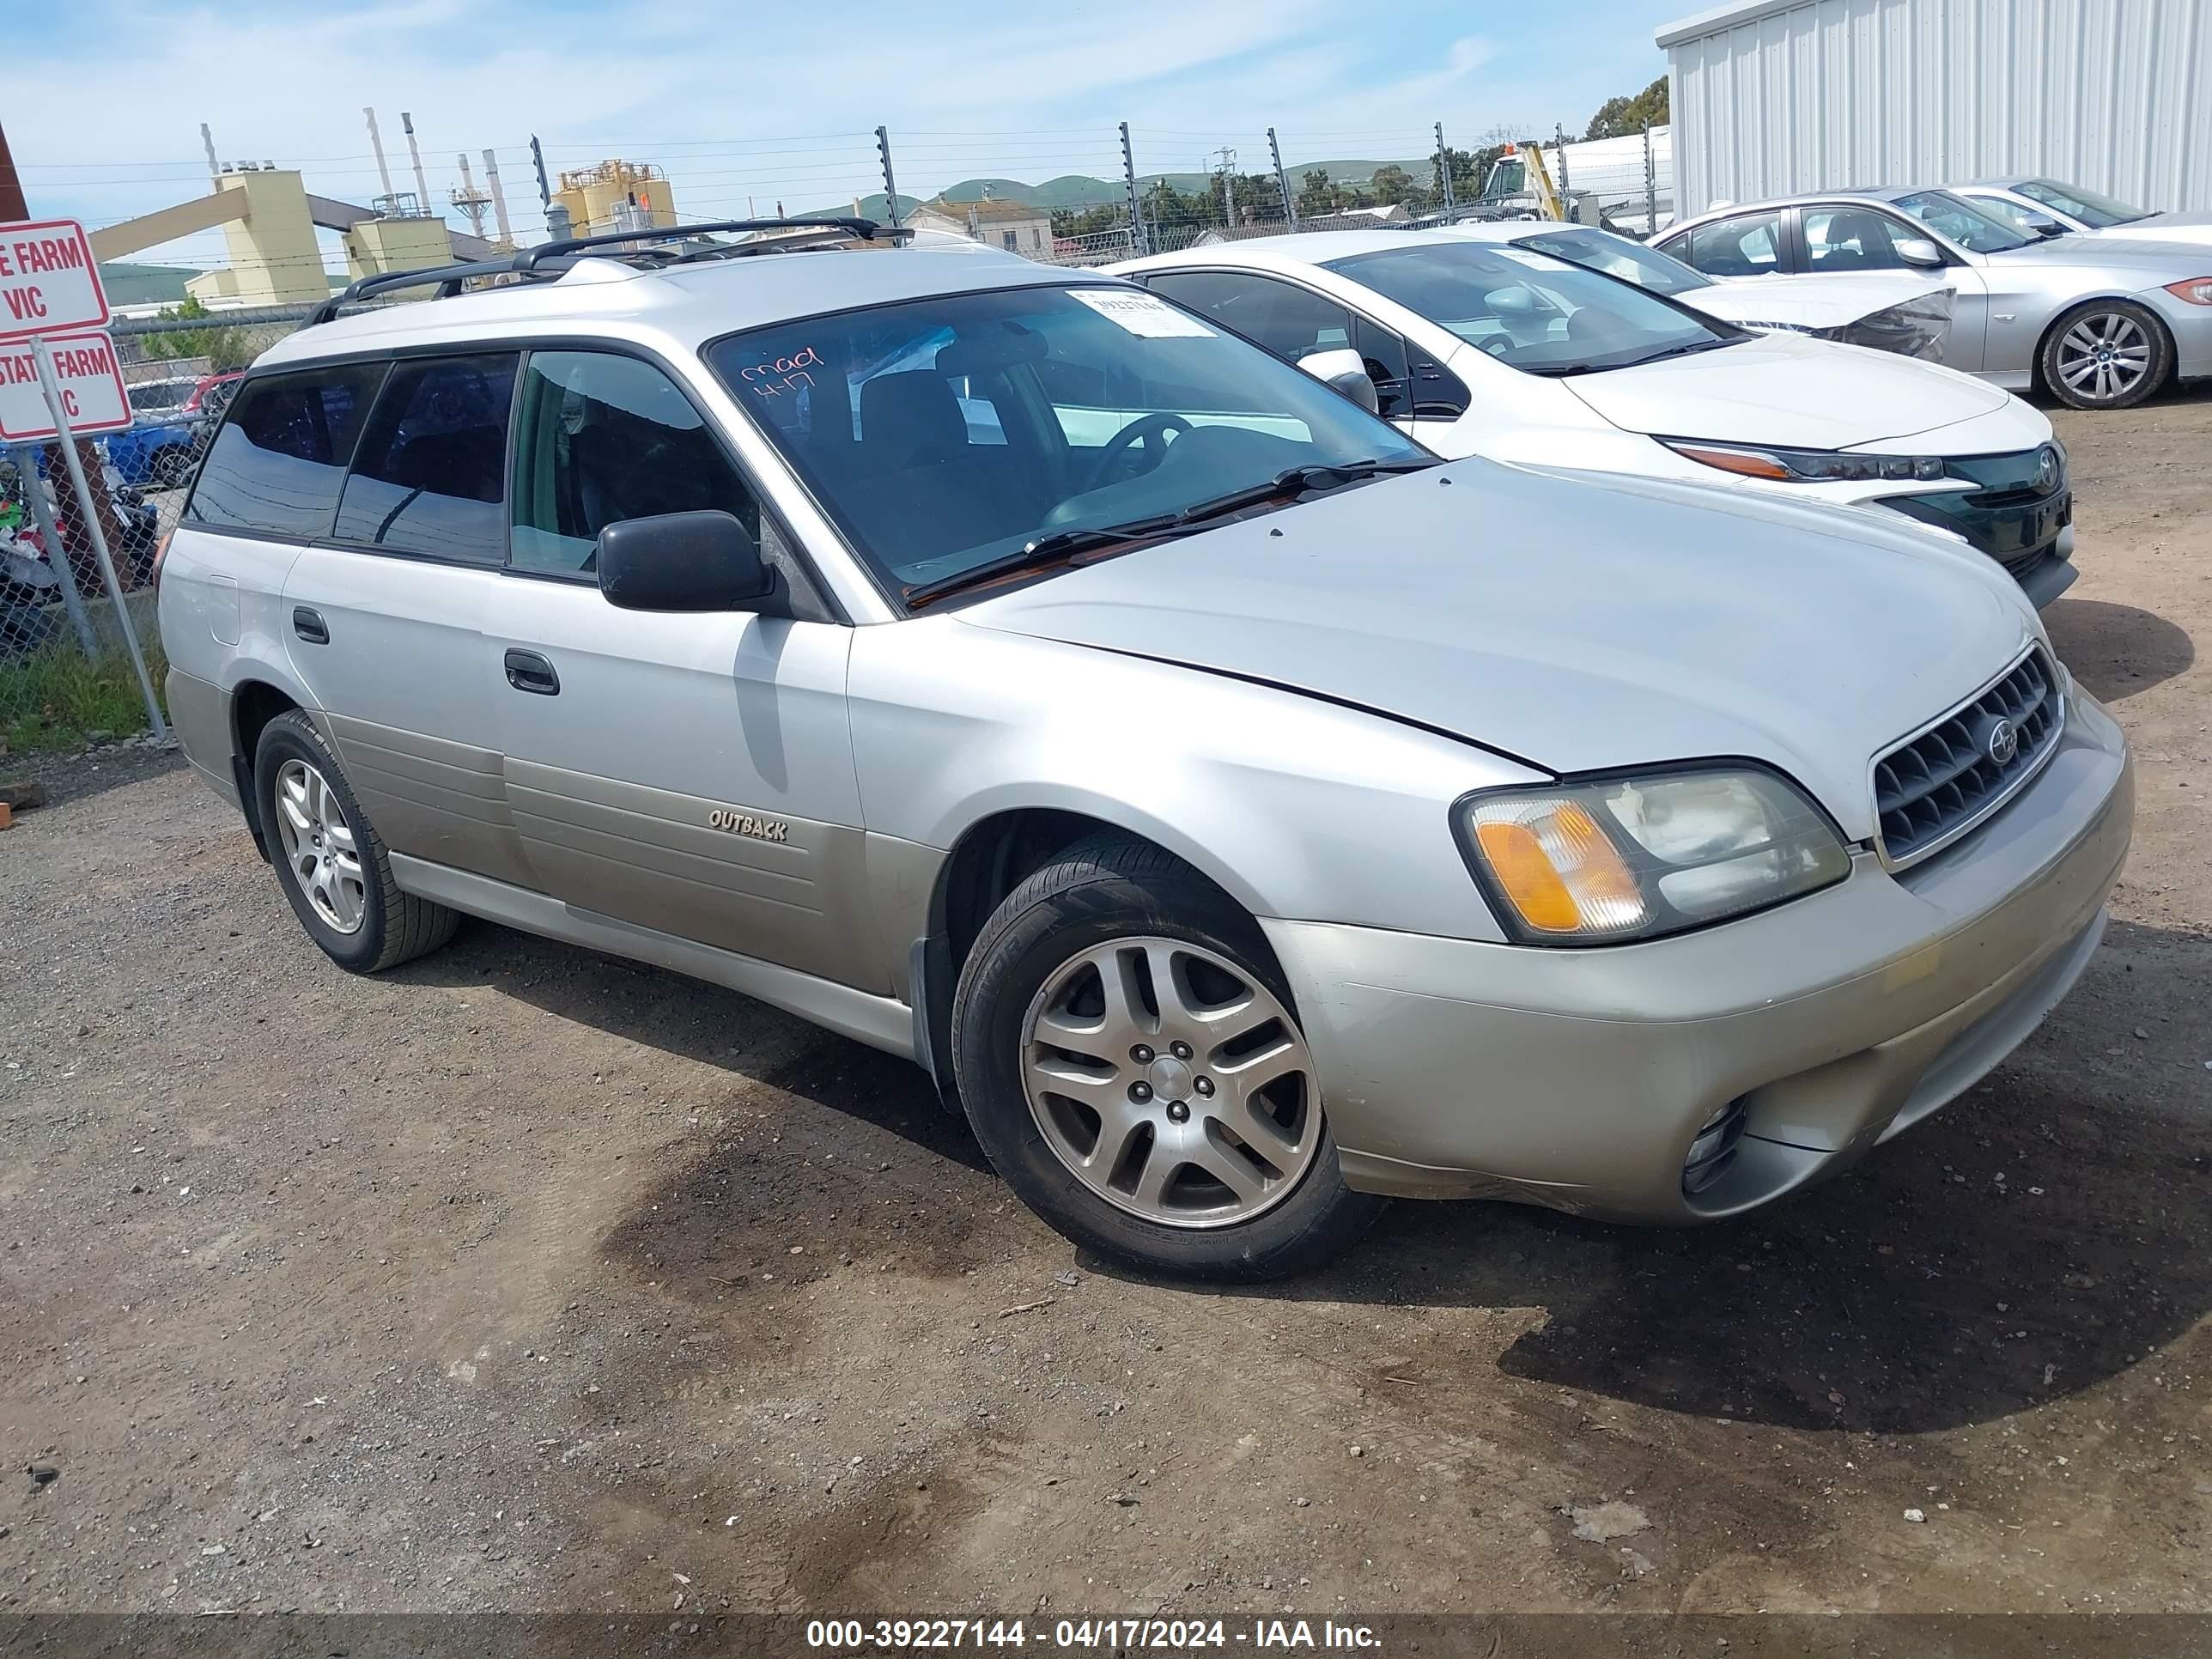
3, 393, 2209, 1622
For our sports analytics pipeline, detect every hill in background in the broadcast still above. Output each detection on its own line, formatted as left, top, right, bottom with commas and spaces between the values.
806, 159, 1426, 219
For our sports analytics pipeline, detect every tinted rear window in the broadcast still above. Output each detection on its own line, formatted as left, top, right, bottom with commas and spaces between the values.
332, 355, 517, 563
184, 363, 385, 539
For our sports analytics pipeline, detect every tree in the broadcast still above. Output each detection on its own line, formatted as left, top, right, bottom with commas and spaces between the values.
1050, 204, 1124, 239
1298, 167, 1338, 218
138, 295, 259, 372
1370, 164, 1417, 208
1584, 75, 1670, 141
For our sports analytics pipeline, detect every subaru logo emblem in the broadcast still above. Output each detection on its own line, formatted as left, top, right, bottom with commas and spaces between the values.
2035, 446, 2061, 492
1986, 718, 2020, 766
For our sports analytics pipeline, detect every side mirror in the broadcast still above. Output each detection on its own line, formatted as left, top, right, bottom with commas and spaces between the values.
1895, 237, 1948, 270
597, 510, 774, 612
2021, 213, 2067, 239
1296, 346, 1381, 415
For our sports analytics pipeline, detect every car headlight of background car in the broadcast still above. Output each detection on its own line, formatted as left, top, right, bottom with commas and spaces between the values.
1662, 438, 1949, 483
1456, 768, 1852, 944
2165, 278, 2212, 307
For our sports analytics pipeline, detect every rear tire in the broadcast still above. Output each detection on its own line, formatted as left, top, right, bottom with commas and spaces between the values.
253, 710, 458, 973
2039, 300, 2172, 410
951, 834, 1385, 1280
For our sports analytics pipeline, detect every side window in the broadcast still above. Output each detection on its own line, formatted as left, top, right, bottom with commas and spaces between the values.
1352, 317, 1413, 419
1143, 270, 1356, 366
508, 350, 760, 575
1801, 208, 1911, 272
332, 355, 517, 563
183, 362, 384, 539
1683, 210, 1784, 277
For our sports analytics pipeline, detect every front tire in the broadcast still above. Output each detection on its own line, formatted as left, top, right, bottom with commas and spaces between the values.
951, 835, 1384, 1280
2040, 300, 2172, 410
254, 710, 458, 973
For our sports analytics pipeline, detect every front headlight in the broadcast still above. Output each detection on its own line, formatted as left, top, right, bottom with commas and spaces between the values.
2164, 277, 2212, 307
1662, 438, 1948, 484
1456, 768, 1852, 945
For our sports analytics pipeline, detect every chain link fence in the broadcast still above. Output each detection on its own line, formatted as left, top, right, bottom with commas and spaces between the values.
1, 313, 302, 755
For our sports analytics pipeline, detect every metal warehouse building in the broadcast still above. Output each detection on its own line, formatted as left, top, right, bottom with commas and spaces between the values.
1657, 0, 2212, 218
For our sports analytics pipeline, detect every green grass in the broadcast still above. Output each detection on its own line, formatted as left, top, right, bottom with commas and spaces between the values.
0, 635, 169, 756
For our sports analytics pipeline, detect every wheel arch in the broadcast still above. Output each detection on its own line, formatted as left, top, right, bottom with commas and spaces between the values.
911, 802, 1259, 1108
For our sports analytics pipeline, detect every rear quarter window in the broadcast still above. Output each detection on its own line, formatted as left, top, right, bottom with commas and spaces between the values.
184, 362, 386, 540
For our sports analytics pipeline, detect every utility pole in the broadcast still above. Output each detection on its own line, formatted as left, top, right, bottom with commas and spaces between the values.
1212, 146, 1237, 227
1268, 127, 1296, 228
1436, 121, 1455, 218
1120, 122, 1147, 257
875, 126, 902, 228
1554, 122, 1571, 193
0, 114, 130, 581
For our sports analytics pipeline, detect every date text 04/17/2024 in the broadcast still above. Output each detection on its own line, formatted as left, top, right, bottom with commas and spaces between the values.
803, 1618, 1382, 1650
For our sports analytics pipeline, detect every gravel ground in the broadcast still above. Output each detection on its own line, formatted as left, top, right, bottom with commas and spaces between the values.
2, 392, 2208, 1619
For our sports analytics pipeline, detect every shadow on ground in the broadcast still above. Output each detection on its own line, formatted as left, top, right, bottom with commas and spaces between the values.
404, 892, 2209, 1442
2044, 597, 2195, 702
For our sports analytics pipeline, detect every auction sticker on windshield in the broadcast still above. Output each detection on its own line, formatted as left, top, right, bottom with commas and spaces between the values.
1070, 288, 1218, 338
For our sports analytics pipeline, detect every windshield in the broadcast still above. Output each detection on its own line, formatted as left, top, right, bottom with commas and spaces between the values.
2016, 178, 2153, 228
1509, 228, 1713, 296
1891, 190, 2035, 253
1323, 240, 1736, 375
707, 283, 1426, 599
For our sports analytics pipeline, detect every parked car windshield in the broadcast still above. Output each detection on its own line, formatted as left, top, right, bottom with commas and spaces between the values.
127, 381, 194, 414
1322, 240, 1738, 375
1508, 228, 1713, 296
707, 283, 1428, 599
1891, 191, 2036, 253
2014, 178, 2153, 228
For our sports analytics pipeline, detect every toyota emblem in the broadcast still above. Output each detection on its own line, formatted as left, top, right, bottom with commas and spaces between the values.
1986, 718, 2020, 766
2035, 446, 2062, 492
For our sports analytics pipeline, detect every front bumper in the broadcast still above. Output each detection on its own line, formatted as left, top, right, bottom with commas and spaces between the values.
1266, 691, 2132, 1223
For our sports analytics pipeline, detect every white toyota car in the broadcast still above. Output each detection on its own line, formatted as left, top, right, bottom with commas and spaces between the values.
1110, 230, 2076, 606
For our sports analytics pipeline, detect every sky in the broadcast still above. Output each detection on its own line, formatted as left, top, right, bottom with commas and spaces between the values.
3, 0, 1682, 272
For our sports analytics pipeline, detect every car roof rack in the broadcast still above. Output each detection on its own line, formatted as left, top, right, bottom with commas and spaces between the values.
302, 217, 911, 327
511, 215, 905, 271
304, 258, 558, 327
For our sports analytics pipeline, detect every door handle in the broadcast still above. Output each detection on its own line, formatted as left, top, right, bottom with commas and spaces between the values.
503, 648, 560, 696
292, 605, 328, 645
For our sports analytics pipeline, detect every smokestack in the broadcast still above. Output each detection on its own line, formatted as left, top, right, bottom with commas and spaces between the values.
401, 111, 432, 218
200, 123, 220, 191
364, 107, 395, 200
482, 149, 514, 245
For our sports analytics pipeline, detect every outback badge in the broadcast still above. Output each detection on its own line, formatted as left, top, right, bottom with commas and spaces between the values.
708, 808, 790, 843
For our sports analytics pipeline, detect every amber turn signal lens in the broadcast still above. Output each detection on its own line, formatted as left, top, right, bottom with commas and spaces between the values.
1474, 802, 1644, 936
1667, 444, 1793, 480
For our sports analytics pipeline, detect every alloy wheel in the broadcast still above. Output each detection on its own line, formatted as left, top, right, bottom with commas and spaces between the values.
1020, 936, 1321, 1229
2056, 311, 2153, 404
273, 758, 368, 934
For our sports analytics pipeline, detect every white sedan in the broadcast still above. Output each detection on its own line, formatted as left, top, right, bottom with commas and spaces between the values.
1438, 220, 1954, 361
1951, 177, 2212, 251
1109, 229, 2076, 605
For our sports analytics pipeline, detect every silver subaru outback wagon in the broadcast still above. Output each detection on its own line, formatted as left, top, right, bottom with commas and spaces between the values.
155, 223, 2133, 1279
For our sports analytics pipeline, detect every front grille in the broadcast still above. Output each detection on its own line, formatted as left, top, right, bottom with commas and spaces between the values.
1873, 647, 2063, 866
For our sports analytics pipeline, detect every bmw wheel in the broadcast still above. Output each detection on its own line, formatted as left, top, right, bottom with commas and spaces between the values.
2040, 300, 2172, 410
951, 834, 1384, 1279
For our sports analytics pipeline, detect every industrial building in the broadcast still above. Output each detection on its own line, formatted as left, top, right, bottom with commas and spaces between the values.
1658, 0, 2212, 218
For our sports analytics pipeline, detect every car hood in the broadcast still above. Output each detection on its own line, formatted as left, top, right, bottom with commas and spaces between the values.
955, 458, 2037, 839
1987, 235, 2212, 276
1558, 329, 2011, 448
1678, 271, 1948, 330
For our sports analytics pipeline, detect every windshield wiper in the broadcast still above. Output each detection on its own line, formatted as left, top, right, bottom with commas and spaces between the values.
903, 514, 1188, 608
1527, 337, 1741, 377
902, 458, 1437, 610
1170, 457, 1438, 526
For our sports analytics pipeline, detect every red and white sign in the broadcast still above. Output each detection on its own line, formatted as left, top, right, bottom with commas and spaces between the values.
0, 330, 132, 441
0, 218, 110, 340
